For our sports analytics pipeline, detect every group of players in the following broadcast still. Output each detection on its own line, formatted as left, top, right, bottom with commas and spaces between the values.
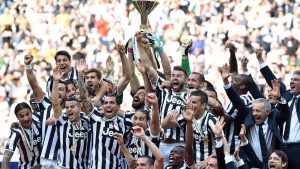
2, 31, 299, 169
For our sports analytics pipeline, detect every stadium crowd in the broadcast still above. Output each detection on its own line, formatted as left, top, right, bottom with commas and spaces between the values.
1, 0, 300, 169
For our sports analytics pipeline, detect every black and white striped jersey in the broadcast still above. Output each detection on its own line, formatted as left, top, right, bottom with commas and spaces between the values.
89, 110, 132, 169
46, 67, 78, 99
155, 77, 188, 141
127, 129, 160, 160
225, 92, 254, 154
56, 115, 91, 168
35, 96, 59, 160
5, 119, 42, 169
191, 112, 217, 163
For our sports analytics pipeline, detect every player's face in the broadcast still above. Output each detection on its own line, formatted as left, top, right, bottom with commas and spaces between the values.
133, 111, 148, 130
85, 72, 100, 95
136, 157, 152, 169
55, 55, 71, 73
290, 73, 300, 96
171, 70, 186, 92
188, 95, 206, 117
187, 74, 201, 90
103, 96, 118, 119
169, 147, 184, 166
65, 101, 81, 122
132, 89, 146, 109
205, 158, 217, 169
16, 108, 33, 128
252, 102, 268, 125
268, 152, 287, 169
67, 83, 76, 98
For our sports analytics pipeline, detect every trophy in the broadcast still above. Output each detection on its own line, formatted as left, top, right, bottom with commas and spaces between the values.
132, 0, 159, 31
131, 0, 160, 67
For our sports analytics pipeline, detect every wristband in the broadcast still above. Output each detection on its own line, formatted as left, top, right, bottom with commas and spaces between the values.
127, 48, 133, 54
25, 64, 32, 70
156, 46, 164, 53
215, 135, 223, 140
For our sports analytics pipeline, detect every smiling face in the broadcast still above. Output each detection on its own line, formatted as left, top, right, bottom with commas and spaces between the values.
55, 54, 71, 74
268, 152, 287, 169
290, 73, 300, 96
132, 89, 146, 109
252, 102, 268, 125
188, 95, 206, 119
169, 146, 184, 166
133, 111, 148, 130
171, 70, 186, 92
66, 83, 76, 98
187, 73, 202, 90
65, 100, 81, 122
103, 96, 118, 119
16, 108, 33, 129
84, 72, 100, 96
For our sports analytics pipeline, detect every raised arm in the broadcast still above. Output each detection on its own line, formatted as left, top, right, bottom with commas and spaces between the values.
76, 59, 94, 115
222, 63, 248, 119
52, 66, 63, 118
114, 133, 137, 169
24, 55, 44, 102
241, 56, 265, 99
127, 39, 141, 95
146, 32, 171, 80
133, 126, 163, 169
116, 44, 132, 94
183, 107, 195, 167
210, 116, 226, 169
138, 36, 159, 86
180, 39, 193, 76
225, 43, 238, 75
255, 49, 286, 95
146, 93, 160, 136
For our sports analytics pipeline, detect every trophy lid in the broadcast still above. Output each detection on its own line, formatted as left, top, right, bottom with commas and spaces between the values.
132, 0, 159, 15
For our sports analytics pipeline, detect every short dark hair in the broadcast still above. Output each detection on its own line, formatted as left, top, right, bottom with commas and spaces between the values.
271, 150, 288, 169
139, 155, 154, 166
65, 80, 76, 87
135, 109, 151, 121
173, 66, 187, 77
15, 102, 32, 117
191, 72, 205, 82
54, 50, 71, 61
205, 80, 214, 89
85, 68, 102, 80
293, 70, 300, 76
190, 90, 208, 104
66, 97, 81, 108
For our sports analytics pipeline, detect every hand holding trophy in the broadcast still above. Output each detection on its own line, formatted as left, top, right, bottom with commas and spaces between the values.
131, 0, 159, 67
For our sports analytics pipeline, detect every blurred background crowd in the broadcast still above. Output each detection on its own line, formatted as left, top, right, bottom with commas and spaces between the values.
0, 0, 300, 154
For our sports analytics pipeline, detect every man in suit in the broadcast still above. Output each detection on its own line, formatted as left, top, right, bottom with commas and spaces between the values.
222, 63, 289, 168
255, 49, 300, 169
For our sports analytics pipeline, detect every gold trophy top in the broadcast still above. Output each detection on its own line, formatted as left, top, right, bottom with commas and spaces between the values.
132, 0, 159, 31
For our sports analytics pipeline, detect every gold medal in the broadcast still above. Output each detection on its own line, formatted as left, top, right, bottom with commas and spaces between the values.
70, 145, 76, 152
203, 136, 209, 144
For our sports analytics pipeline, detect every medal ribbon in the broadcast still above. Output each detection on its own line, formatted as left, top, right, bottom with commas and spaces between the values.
72, 120, 81, 148
20, 125, 33, 151
193, 111, 207, 141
